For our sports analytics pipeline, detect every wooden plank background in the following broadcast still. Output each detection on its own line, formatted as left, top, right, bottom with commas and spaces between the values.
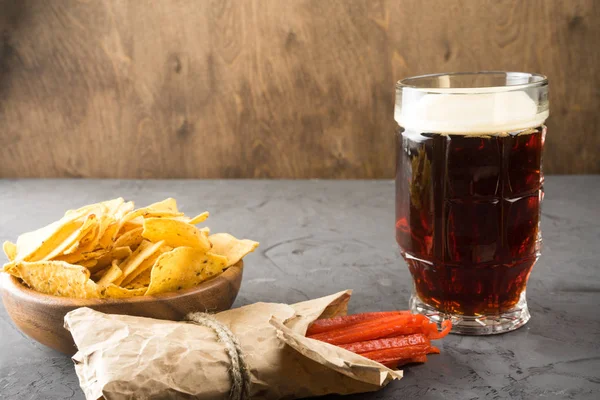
0, 0, 598, 178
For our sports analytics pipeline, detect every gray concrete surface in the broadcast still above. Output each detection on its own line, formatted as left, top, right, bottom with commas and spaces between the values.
0, 177, 599, 399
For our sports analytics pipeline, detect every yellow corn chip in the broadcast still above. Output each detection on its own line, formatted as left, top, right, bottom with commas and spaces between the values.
115, 201, 135, 218
97, 223, 119, 249
17, 218, 84, 262
95, 201, 132, 249
94, 246, 132, 271
53, 249, 107, 265
3, 241, 16, 261
208, 233, 259, 267
115, 240, 164, 285
64, 200, 110, 219
120, 250, 161, 287
91, 267, 109, 281
61, 214, 99, 255
120, 217, 143, 233
115, 198, 183, 235
4, 261, 98, 298
97, 261, 123, 287
100, 284, 146, 298
125, 268, 151, 289
112, 227, 144, 250
76, 222, 101, 253
142, 218, 210, 251
189, 212, 209, 225
146, 247, 227, 295
79, 259, 98, 269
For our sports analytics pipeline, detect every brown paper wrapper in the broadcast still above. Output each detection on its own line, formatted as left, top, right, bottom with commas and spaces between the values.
64, 290, 402, 399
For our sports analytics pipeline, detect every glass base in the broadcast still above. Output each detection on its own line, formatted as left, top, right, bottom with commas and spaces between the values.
409, 290, 531, 335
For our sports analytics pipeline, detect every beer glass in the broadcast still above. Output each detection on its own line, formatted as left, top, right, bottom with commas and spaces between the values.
395, 72, 549, 335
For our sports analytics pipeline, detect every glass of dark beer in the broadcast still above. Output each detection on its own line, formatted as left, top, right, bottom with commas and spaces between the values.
395, 72, 549, 335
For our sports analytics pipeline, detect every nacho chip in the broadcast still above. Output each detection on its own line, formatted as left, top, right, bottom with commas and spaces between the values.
142, 218, 211, 251
120, 248, 163, 287
5, 261, 97, 298
189, 212, 209, 225
146, 247, 227, 295
65, 199, 110, 219
3, 241, 16, 261
120, 218, 143, 234
113, 227, 144, 250
97, 223, 117, 249
79, 259, 98, 269
115, 240, 164, 285
17, 218, 84, 262
115, 198, 183, 235
77, 222, 102, 253
115, 200, 135, 218
53, 249, 107, 265
91, 267, 109, 281
61, 214, 99, 255
208, 233, 259, 267
97, 261, 123, 287
94, 246, 132, 270
100, 284, 147, 298
125, 268, 151, 289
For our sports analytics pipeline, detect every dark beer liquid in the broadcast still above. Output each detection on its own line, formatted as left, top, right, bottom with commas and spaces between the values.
395, 127, 545, 315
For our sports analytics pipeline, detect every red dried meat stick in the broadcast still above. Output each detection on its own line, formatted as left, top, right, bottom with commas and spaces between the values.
306, 311, 410, 336
361, 344, 430, 364
338, 334, 430, 354
429, 320, 452, 340
308, 314, 431, 345
383, 355, 428, 369
382, 318, 434, 338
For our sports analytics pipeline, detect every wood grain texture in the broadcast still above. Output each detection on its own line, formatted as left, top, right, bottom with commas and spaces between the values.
0, 261, 243, 355
0, 0, 598, 178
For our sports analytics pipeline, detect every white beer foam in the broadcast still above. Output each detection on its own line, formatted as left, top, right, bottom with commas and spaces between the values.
395, 89, 548, 133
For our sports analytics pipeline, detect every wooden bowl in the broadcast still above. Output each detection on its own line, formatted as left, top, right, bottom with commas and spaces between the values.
0, 261, 243, 355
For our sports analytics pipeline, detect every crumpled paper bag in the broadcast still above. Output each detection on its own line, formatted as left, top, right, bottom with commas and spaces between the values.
64, 290, 402, 399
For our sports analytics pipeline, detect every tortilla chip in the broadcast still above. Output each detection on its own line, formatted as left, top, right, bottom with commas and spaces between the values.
115, 201, 135, 218
142, 218, 211, 251
125, 268, 151, 289
100, 284, 147, 298
94, 246, 132, 271
115, 240, 164, 285
64, 200, 110, 219
120, 218, 143, 234
3, 241, 16, 261
5, 261, 97, 298
208, 233, 259, 267
145, 247, 227, 295
97, 261, 123, 287
76, 222, 101, 253
91, 267, 109, 281
53, 249, 107, 265
17, 218, 84, 262
112, 227, 144, 250
61, 214, 99, 255
97, 223, 119, 249
115, 198, 183, 235
78, 259, 98, 269
189, 212, 209, 225
120, 249, 162, 287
